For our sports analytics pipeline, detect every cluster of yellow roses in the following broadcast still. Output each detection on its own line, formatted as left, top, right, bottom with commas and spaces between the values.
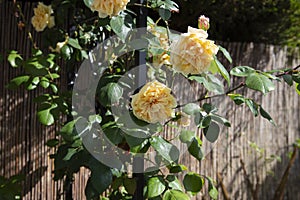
30, 2, 218, 125
132, 17, 219, 124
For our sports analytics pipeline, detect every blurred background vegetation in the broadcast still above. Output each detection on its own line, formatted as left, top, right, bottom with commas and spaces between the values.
168, 0, 300, 48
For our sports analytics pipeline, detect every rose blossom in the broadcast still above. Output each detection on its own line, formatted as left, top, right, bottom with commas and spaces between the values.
148, 25, 171, 67
198, 15, 210, 31
170, 26, 218, 76
131, 81, 177, 124
90, 0, 129, 18
31, 2, 55, 32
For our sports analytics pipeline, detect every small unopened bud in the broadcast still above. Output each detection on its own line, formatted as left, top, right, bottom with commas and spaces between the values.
198, 15, 210, 31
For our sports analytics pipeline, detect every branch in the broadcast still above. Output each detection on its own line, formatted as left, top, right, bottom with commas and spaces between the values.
176, 64, 300, 109
272, 146, 298, 200
176, 82, 245, 108
240, 158, 258, 200
217, 172, 231, 200
275, 64, 300, 77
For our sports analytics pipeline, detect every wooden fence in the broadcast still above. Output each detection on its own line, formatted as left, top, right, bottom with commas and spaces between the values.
1, 1, 299, 200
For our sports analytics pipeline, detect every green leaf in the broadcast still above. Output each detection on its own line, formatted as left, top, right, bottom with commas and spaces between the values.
50, 84, 58, 93
147, 176, 166, 198
6, 75, 30, 89
199, 115, 211, 128
218, 46, 232, 63
204, 122, 219, 143
46, 139, 59, 147
179, 130, 195, 143
59, 120, 78, 142
150, 136, 179, 163
259, 106, 276, 125
166, 175, 183, 191
40, 77, 50, 88
183, 103, 200, 115
99, 82, 123, 106
292, 75, 300, 83
83, 0, 93, 7
228, 93, 245, 105
245, 73, 275, 94
61, 45, 73, 60
37, 103, 57, 125
208, 58, 219, 74
159, 8, 171, 21
68, 38, 82, 49
168, 164, 187, 173
213, 58, 230, 86
230, 66, 255, 77
8, 50, 23, 67
188, 137, 203, 161
245, 99, 258, 117
107, 82, 123, 104
63, 147, 78, 161
89, 160, 113, 195
88, 114, 102, 124
124, 177, 137, 195
283, 74, 293, 86
295, 83, 300, 95
207, 177, 218, 199
210, 114, 231, 127
183, 173, 204, 194
189, 75, 224, 94
85, 179, 100, 200
163, 190, 190, 200
104, 125, 123, 145
110, 15, 131, 41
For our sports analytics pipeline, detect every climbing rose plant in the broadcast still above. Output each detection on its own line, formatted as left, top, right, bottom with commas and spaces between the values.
6, 0, 300, 199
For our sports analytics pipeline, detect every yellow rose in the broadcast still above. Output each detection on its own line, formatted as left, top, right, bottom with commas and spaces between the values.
90, 0, 129, 18
31, 2, 55, 32
148, 26, 171, 67
131, 81, 177, 124
170, 26, 218, 75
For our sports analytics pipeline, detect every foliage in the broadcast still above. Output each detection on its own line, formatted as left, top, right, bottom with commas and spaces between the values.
170, 0, 300, 47
6, 0, 300, 199
0, 175, 24, 200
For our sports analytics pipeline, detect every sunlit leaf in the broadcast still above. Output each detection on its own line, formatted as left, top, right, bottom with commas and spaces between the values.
68, 38, 82, 49
230, 66, 255, 77
6, 75, 30, 89
147, 176, 166, 198
150, 136, 179, 163
188, 137, 203, 161
163, 189, 190, 200
246, 73, 275, 94
218, 46, 232, 63
213, 58, 230, 86
8, 50, 23, 67
259, 106, 276, 125
207, 177, 218, 199
166, 175, 183, 191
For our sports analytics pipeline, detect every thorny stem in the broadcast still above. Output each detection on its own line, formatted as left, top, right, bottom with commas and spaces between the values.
14, 2, 37, 49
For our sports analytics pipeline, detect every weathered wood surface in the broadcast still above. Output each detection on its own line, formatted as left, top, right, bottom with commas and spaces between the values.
1, 1, 299, 200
